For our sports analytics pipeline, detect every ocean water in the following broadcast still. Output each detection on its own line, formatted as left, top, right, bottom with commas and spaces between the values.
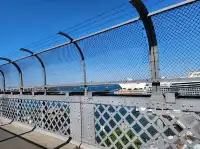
56, 84, 121, 92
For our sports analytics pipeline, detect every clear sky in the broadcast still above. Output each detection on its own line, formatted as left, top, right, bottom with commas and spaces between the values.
0, 0, 131, 59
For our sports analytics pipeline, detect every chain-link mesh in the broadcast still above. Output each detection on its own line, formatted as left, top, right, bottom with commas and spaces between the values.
94, 104, 200, 149
16, 57, 44, 88
152, 1, 200, 79
78, 20, 150, 84
38, 43, 83, 86
0, 64, 19, 90
68, 8, 138, 39
25, 35, 69, 53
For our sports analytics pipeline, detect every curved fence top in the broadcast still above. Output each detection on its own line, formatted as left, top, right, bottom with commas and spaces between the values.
0, 63, 19, 89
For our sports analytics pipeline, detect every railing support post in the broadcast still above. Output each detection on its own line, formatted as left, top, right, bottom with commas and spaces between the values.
0, 96, 2, 124
0, 57, 23, 93
130, 0, 163, 100
41, 101, 46, 129
20, 48, 47, 94
157, 119, 164, 148
16, 99, 20, 122
57, 32, 88, 96
68, 96, 82, 146
80, 95, 95, 146
0, 70, 6, 92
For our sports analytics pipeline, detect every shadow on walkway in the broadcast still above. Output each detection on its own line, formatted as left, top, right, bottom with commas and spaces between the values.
0, 125, 47, 149
0, 124, 74, 149
53, 137, 72, 149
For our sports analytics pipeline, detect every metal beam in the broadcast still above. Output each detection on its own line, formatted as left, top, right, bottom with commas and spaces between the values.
130, 0, 160, 92
0, 57, 23, 91
20, 48, 47, 89
58, 32, 87, 94
0, 69, 5, 92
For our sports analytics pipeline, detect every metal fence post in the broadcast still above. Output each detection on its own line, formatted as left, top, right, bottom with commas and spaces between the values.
68, 96, 82, 146
81, 94, 96, 146
57, 32, 88, 95
16, 99, 19, 122
0, 96, 2, 124
130, 0, 162, 97
41, 101, 46, 129
20, 48, 47, 93
0, 57, 23, 93
0, 70, 5, 92
157, 119, 164, 148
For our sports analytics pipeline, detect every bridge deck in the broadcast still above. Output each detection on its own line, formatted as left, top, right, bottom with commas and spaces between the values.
0, 124, 75, 149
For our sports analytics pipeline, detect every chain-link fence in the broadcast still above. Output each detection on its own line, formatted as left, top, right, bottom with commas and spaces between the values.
0, 64, 19, 90
152, 0, 200, 79
16, 57, 44, 88
77, 20, 150, 83
0, 0, 199, 96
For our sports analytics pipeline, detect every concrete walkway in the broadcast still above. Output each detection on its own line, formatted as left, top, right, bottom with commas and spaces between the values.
0, 124, 75, 149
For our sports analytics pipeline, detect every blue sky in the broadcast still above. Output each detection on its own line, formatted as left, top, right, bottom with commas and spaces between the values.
0, 0, 132, 59
1, 0, 199, 88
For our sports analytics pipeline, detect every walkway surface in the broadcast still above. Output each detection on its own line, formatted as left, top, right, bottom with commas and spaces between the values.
0, 124, 75, 149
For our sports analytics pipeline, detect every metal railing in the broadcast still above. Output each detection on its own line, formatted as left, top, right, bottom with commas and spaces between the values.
0, 0, 200, 149
1, 93, 200, 149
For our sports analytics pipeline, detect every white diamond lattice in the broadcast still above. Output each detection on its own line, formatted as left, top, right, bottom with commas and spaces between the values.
94, 104, 200, 149
0, 98, 70, 137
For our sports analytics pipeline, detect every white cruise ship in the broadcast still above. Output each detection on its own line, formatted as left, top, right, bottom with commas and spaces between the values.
115, 71, 200, 96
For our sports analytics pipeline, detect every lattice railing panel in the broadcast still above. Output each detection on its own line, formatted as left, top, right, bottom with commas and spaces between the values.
0, 98, 70, 137
1, 98, 18, 120
42, 100, 70, 136
18, 99, 43, 127
94, 104, 200, 149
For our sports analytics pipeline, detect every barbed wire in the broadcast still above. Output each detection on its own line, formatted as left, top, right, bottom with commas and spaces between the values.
62, 3, 128, 33
20, 2, 131, 51
69, 12, 135, 37
65, 6, 134, 34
